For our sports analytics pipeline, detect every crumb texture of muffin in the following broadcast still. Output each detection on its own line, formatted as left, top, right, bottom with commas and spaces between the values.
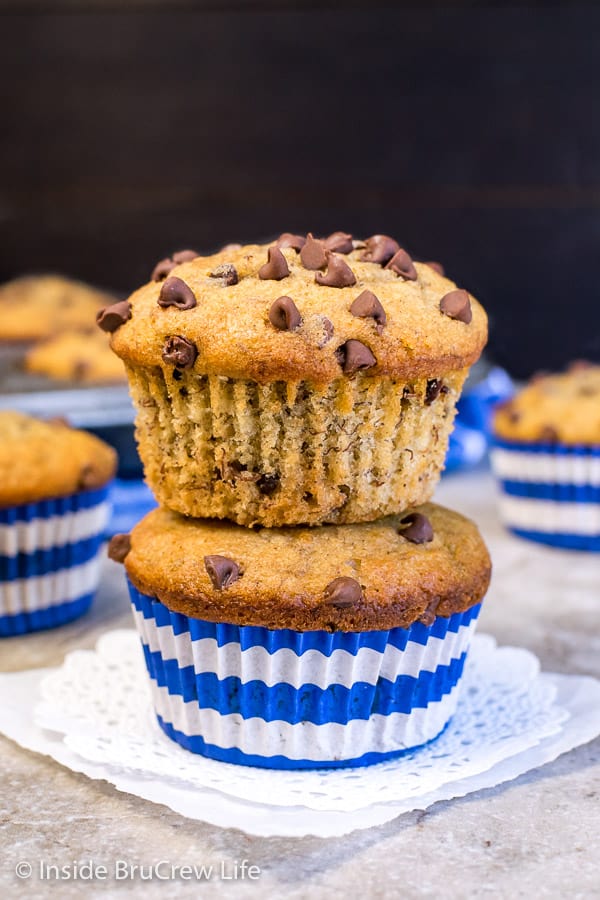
0, 275, 116, 342
0, 411, 117, 506
122, 502, 491, 631
494, 363, 600, 446
108, 234, 488, 525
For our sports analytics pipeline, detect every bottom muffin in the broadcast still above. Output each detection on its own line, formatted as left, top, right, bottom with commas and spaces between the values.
111, 503, 491, 769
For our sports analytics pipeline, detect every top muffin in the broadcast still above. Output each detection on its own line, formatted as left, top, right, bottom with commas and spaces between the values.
101, 233, 487, 526
494, 362, 600, 446
107, 234, 487, 383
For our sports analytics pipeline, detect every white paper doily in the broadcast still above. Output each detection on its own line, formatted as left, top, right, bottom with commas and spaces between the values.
1, 630, 600, 837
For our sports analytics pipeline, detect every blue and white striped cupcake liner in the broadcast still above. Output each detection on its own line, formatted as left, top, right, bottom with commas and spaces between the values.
129, 582, 482, 769
491, 439, 600, 551
0, 486, 112, 636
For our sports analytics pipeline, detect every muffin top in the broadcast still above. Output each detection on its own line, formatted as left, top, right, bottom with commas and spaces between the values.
494, 362, 600, 446
0, 412, 117, 506
105, 234, 488, 383
0, 275, 116, 342
114, 502, 491, 632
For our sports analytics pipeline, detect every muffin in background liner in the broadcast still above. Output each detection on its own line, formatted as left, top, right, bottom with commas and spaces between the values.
128, 583, 482, 769
0, 486, 112, 636
490, 439, 600, 551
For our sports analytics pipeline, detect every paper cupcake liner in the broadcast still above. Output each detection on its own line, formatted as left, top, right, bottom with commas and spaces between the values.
0, 486, 112, 636
128, 582, 482, 769
490, 438, 600, 551
126, 365, 468, 527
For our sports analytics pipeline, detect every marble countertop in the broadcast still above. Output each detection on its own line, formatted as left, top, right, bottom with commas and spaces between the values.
2, 469, 599, 899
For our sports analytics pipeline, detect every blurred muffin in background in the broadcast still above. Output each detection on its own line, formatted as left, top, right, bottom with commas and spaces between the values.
0, 411, 117, 636
0, 274, 116, 342
491, 362, 600, 551
25, 328, 126, 384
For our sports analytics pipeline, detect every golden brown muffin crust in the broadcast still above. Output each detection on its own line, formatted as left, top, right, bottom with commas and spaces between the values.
0, 412, 117, 506
494, 363, 600, 446
121, 503, 491, 632
0, 275, 115, 342
110, 238, 488, 383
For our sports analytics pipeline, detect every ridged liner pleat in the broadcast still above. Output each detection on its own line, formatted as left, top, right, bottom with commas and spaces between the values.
127, 365, 467, 526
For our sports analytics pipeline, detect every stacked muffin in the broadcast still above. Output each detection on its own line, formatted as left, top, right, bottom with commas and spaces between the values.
102, 232, 491, 768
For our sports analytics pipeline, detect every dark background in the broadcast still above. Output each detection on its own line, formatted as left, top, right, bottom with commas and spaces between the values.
2, 2, 600, 378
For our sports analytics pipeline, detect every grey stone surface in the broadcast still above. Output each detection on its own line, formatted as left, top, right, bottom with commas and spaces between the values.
1, 470, 599, 900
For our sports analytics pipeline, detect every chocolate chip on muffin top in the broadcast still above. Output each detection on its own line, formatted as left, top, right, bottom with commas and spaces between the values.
108, 233, 487, 383
120, 502, 491, 632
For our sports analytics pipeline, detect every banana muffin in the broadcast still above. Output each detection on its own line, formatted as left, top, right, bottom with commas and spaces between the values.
0, 275, 116, 342
111, 501, 491, 768
0, 412, 117, 635
25, 328, 126, 383
491, 362, 600, 550
103, 234, 488, 526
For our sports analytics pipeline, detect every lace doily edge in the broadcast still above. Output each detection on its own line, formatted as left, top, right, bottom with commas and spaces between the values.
0, 668, 599, 837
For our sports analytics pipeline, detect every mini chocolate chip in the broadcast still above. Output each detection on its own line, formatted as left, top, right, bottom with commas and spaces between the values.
210, 263, 238, 286
323, 576, 364, 609
257, 473, 280, 495
508, 409, 521, 423
172, 368, 183, 381
336, 339, 376, 375
108, 533, 131, 564
172, 249, 199, 264
425, 378, 444, 404
385, 248, 418, 280
419, 598, 440, 627
360, 234, 400, 265
323, 231, 353, 254
152, 257, 176, 282
96, 300, 132, 333
73, 360, 90, 380
440, 289, 472, 324
47, 416, 70, 427
275, 232, 306, 252
258, 246, 290, 280
539, 425, 559, 443
530, 370, 550, 384
315, 253, 357, 288
269, 296, 302, 331
399, 513, 434, 544
300, 233, 328, 270
316, 316, 335, 347
162, 335, 198, 368
204, 555, 241, 590
158, 276, 197, 310
78, 463, 100, 490
350, 290, 387, 332
425, 261, 445, 276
